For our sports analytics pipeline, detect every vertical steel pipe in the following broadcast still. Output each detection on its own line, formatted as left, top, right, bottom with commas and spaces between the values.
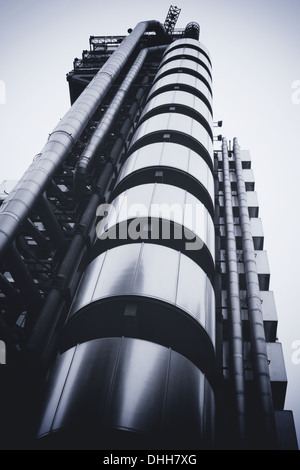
0, 21, 167, 260
233, 137, 277, 449
73, 48, 148, 196
5, 243, 43, 320
74, 45, 167, 198
222, 137, 246, 448
36, 194, 66, 249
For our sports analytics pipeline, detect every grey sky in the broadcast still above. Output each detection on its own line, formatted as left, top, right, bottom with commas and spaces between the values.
1, 0, 300, 446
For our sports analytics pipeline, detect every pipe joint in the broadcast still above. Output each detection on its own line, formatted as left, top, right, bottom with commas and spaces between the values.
48, 130, 75, 145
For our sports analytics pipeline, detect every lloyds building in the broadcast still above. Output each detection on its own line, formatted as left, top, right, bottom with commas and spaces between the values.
0, 7, 297, 450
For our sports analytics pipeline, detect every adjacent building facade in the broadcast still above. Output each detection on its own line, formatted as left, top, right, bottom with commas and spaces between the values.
0, 10, 297, 450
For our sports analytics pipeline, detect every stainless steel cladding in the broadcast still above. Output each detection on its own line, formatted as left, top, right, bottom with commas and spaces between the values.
37, 338, 215, 450
61, 243, 216, 373
155, 59, 212, 94
95, 183, 215, 275
128, 41, 213, 171
36, 34, 216, 449
165, 38, 211, 57
140, 89, 213, 136
113, 142, 214, 216
128, 112, 213, 169
149, 73, 212, 113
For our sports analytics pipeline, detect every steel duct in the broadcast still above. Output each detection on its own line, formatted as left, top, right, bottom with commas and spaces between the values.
73, 46, 167, 197
73, 47, 148, 196
233, 137, 277, 449
0, 20, 167, 259
222, 137, 246, 448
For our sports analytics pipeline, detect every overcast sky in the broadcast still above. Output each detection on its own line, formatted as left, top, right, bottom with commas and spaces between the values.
1, 0, 300, 446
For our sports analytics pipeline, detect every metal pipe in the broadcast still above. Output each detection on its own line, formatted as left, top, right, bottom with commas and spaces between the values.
47, 180, 70, 208
36, 194, 66, 249
222, 137, 246, 448
25, 164, 116, 370
93, 163, 114, 199
74, 45, 167, 198
109, 76, 151, 167
0, 272, 23, 315
73, 48, 148, 197
5, 243, 43, 321
24, 218, 49, 249
233, 137, 277, 449
0, 20, 167, 260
